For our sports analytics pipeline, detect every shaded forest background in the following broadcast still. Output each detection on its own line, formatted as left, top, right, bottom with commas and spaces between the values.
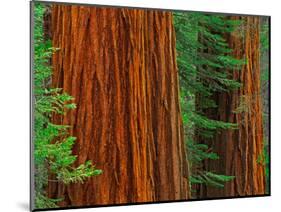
33, 2, 269, 209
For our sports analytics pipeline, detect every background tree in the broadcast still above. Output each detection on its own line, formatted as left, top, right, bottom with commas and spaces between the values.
47, 5, 189, 207
198, 16, 266, 198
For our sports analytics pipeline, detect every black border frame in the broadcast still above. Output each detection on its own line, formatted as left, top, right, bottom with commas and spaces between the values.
30, 1, 271, 211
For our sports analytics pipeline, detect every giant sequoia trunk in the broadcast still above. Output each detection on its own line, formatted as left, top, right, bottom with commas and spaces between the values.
47, 5, 189, 206
198, 16, 265, 198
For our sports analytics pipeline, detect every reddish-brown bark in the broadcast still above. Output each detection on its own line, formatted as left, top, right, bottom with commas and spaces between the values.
198, 16, 266, 198
47, 5, 189, 207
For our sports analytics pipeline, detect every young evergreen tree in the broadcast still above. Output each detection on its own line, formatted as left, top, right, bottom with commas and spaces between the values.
174, 12, 243, 197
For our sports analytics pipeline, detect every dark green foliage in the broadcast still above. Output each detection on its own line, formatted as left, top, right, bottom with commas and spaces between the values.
190, 172, 235, 188
174, 12, 241, 193
174, 12, 243, 96
35, 192, 62, 209
263, 141, 270, 193
260, 17, 270, 193
33, 3, 102, 208
187, 140, 219, 163
260, 20, 269, 53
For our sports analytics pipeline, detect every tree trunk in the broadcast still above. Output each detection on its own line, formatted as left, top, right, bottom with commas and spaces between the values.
47, 5, 189, 207
198, 16, 265, 198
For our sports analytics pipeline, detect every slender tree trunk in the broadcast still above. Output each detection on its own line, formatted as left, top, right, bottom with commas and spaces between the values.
47, 5, 189, 207
198, 16, 265, 198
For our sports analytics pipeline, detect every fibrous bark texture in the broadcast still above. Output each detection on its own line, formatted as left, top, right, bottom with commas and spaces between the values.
198, 16, 265, 198
48, 5, 189, 206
